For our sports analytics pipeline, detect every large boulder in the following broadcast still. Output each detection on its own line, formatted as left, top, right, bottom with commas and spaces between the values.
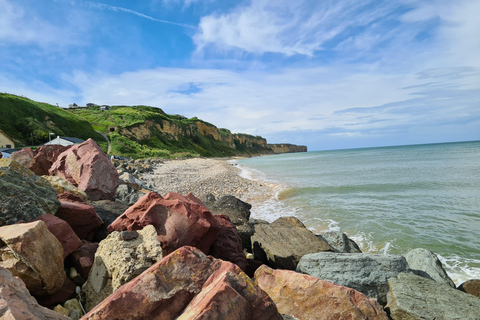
0, 267, 69, 320
252, 217, 333, 270
115, 184, 146, 206
458, 279, 480, 297
8, 147, 35, 167
108, 192, 221, 255
317, 231, 362, 253
403, 248, 456, 288
13, 145, 72, 176
0, 221, 66, 296
387, 273, 480, 320
49, 138, 119, 201
42, 175, 88, 203
82, 246, 282, 320
255, 265, 389, 320
83, 225, 163, 311
210, 214, 247, 271
0, 159, 60, 226
34, 214, 83, 259
55, 201, 103, 241
296, 252, 412, 305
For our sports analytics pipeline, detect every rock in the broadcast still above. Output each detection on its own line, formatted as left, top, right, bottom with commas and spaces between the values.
0, 267, 69, 320
82, 246, 282, 320
54, 305, 71, 317
8, 147, 35, 167
252, 216, 333, 270
0, 221, 66, 296
255, 265, 389, 320
49, 138, 119, 201
210, 214, 247, 271
34, 276, 76, 309
55, 201, 103, 241
58, 192, 86, 203
66, 241, 98, 280
458, 279, 480, 297
82, 225, 163, 311
42, 175, 88, 203
64, 298, 84, 319
11, 145, 71, 176
403, 248, 456, 288
90, 200, 130, 242
118, 172, 143, 190
296, 252, 413, 306
34, 214, 83, 259
108, 192, 220, 255
0, 159, 60, 226
387, 273, 480, 320
317, 231, 362, 253
115, 184, 145, 206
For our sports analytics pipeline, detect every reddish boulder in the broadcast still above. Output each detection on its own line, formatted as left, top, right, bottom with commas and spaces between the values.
10, 145, 71, 176
9, 147, 35, 167
34, 214, 83, 259
458, 279, 480, 297
58, 191, 86, 203
56, 201, 103, 241
49, 138, 119, 201
66, 241, 98, 280
108, 192, 220, 255
34, 276, 76, 309
0, 267, 69, 320
210, 214, 247, 271
82, 246, 281, 320
255, 265, 389, 320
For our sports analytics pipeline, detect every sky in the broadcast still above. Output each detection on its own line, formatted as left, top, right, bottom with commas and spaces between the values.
1, 0, 479, 151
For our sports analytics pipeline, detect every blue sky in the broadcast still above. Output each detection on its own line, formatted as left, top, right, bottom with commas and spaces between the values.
1, 0, 479, 151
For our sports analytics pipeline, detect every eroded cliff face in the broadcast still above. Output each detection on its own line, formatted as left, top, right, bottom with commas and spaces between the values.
268, 144, 308, 154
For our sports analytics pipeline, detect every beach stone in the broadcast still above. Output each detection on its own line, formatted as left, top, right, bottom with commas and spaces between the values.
66, 241, 98, 280
118, 172, 143, 190
252, 216, 333, 270
387, 272, 480, 319
317, 231, 362, 253
83, 246, 282, 320
115, 184, 145, 206
0, 221, 66, 296
55, 201, 103, 241
42, 175, 88, 203
0, 267, 69, 320
90, 200, 129, 242
458, 279, 480, 297
0, 159, 60, 226
82, 225, 163, 311
255, 265, 389, 320
210, 214, 247, 271
296, 252, 412, 305
403, 247, 456, 288
34, 214, 83, 259
49, 138, 119, 201
107, 192, 220, 255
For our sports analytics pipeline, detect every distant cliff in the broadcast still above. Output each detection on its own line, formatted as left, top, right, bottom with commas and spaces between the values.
268, 144, 307, 154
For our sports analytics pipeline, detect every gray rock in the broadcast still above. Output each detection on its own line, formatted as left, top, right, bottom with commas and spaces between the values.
252, 217, 333, 270
317, 231, 362, 253
296, 252, 412, 305
403, 248, 456, 288
0, 159, 60, 226
115, 184, 145, 206
387, 273, 480, 320
91, 200, 130, 242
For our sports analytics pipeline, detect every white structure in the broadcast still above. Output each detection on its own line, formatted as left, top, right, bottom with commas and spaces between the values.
43, 136, 85, 146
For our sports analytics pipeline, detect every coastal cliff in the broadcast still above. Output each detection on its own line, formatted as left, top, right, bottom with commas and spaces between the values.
268, 143, 307, 154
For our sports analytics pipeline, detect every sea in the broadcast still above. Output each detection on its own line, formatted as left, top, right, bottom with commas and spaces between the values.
233, 140, 480, 285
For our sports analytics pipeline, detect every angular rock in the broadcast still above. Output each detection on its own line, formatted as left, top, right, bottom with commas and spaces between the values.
82, 246, 282, 320
90, 200, 130, 242
458, 279, 480, 297
210, 214, 247, 271
66, 241, 98, 280
42, 175, 88, 203
317, 231, 362, 253
58, 192, 86, 203
297, 252, 412, 305
403, 248, 456, 288
0, 159, 60, 226
34, 276, 77, 309
55, 201, 103, 241
34, 214, 83, 259
49, 138, 119, 201
252, 216, 333, 270
0, 267, 69, 320
387, 273, 480, 320
8, 147, 35, 167
108, 192, 220, 255
115, 184, 145, 206
255, 265, 389, 320
118, 172, 143, 190
83, 225, 163, 311
0, 221, 66, 296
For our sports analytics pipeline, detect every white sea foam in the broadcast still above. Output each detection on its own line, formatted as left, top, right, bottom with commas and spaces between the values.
437, 254, 480, 286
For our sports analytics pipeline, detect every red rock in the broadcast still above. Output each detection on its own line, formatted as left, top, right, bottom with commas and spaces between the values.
34, 214, 83, 259
58, 191, 86, 203
210, 214, 247, 271
82, 246, 281, 320
0, 267, 69, 320
34, 276, 76, 309
9, 147, 35, 167
255, 265, 389, 320
108, 192, 220, 255
56, 201, 103, 241
10, 145, 71, 176
49, 138, 119, 201
66, 241, 98, 280
458, 279, 480, 297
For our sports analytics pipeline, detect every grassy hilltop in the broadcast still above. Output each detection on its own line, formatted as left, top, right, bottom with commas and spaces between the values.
0, 93, 273, 158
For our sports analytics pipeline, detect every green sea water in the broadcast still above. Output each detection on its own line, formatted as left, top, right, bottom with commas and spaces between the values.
235, 140, 480, 285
